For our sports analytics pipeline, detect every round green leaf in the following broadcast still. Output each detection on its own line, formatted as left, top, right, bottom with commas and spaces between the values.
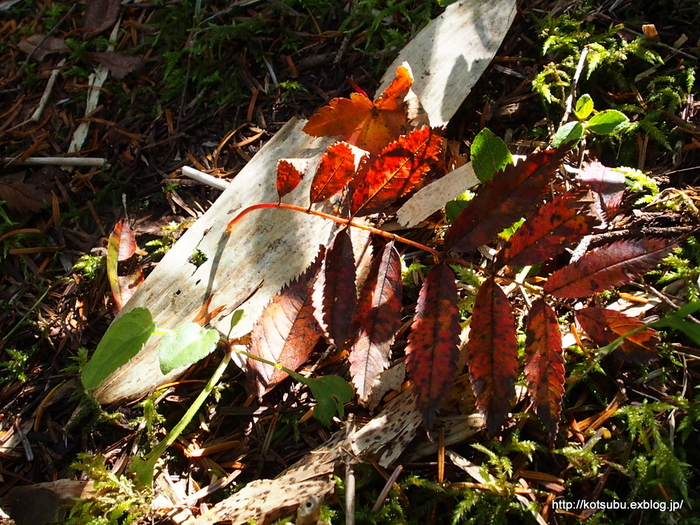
551, 121, 585, 148
82, 308, 156, 391
159, 322, 220, 375
574, 94, 594, 119
305, 375, 354, 426
471, 128, 513, 183
587, 110, 629, 135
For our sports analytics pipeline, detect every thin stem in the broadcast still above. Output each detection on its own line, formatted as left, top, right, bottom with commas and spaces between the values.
227, 202, 441, 259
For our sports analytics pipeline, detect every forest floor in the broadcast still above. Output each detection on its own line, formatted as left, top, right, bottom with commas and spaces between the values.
1, 1, 700, 524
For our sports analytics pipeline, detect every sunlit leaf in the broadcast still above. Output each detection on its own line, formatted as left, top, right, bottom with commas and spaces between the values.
471, 128, 513, 182
310, 142, 366, 203
159, 322, 220, 374
276, 159, 304, 200
587, 110, 629, 135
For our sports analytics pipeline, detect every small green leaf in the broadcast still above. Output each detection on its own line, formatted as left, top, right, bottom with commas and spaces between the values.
574, 94, 594, 119
471, 128, 513, 182
444, 191, 473, 222
159, 322, 220, 374
551, 121, 585, 148
303, 375, 354, 426
82, 308, 156, 390
587, 110, 629, 135
652, 301, 700, 346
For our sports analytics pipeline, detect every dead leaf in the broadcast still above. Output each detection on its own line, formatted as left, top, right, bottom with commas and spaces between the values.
86, 52, 144, 79
0, 180, 49, 213
17, 34, 69, 61
84, 0, 120, 38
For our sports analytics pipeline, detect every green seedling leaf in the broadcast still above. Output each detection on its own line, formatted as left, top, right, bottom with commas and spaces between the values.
159, 322, 220, 374
82, 308, 156, 390
587, 110, 629, 135
652, 301, 700, 346
551, 121, 584, 148
301, 375, 354, 426
471, 128, 513, 182
574, 94, 594, 119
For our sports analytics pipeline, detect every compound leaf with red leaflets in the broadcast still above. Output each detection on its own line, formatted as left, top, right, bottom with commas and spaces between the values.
576, 307, 660, 363
466, 277, 519, 435
349, 241, 402, 403
311, 142, 365, 204
350, 126, 442, 217
248, 247, 325, 397
406, 263, 461, 428
444, 148, 568, 253
524, 299, 565, 442
499, 189, 599, 268
544, 238, 678, 299
276, 159, 304, 200
313, 228, 357, 348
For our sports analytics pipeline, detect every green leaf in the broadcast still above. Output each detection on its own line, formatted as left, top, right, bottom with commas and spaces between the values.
587, 110, 629, 135
82, 308, 156, 391
444, 191, 473, 223
551, 121, 585, 148
574, 94, 594, 119
302, 375, 354, 426
652, 302, 700, 346
471, 128, 513, 183
159, 322, 220, 374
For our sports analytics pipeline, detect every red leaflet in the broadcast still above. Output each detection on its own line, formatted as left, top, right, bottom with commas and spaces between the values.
350, 126, 442, 217
311, 142, 365, 204
499, 189, 599, 268
276, 159, 304, 200
302, 65, 413, 155
348, 241, 403, 403
524, 299, 565, 442
248, 247, 325, 397
405, 263, 461, 428
576, 307, 660, 363
312, 228, 357, 348
466, 277, 519, 435
444, 148, 568, 253
544, 238, 677, 299
107, 218, 142, 310
578, 159, 626, 219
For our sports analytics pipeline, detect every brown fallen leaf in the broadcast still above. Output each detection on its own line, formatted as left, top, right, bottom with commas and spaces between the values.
0, 180, 49, 214
17, 34, 69, 61
86, 52, 144, 79
84, 0, 120, 38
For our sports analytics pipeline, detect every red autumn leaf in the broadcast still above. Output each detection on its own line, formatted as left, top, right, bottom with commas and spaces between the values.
524, 299, 565, 441
406, 263, 461, 428
578, 159, 626, 219
310, 142, 365, 204
312, 228, 357, 348
350, 126, 442, 217
576, 307, 660, 363
466, 277, 519, 435
248, 247, 325, 397
544, 238, 677, 299
348, 241, 402, 403
444, 147, 569, 253
302, 65, 413, 155
276, 159, 304, 200
107, 219, 140, 310
499, 189, 599, 268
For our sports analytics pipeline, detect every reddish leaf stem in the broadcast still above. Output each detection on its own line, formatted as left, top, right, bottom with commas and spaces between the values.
227, 202, 441, 260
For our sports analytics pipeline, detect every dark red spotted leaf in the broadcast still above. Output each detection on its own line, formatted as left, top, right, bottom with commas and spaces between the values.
578, 159, 626, 219
499, 189, 599, 268
466, 277, 519, 435
311, 142, 365, 203
576, 307, 660, 363
276, 159, 304, 200
405, 263, 461, 428
350, 126, 442, 217
524, 299, 565, 442
313, 228, 357, 347
444, 148, 568, 253
348, 241, 402, 403
248, 247, 325, 397
544, 238, 678, 299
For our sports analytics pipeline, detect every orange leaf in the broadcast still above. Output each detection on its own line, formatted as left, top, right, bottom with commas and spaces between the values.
310, 142, 365, 204
350, 126, 442, 217
466, 277, 519, 435
576, 307, 660, 363
248, 247, 325, 397
444, 148, 568, 253
276, 159, 304, 200
349, 241, 402, 403
312, 228, 357, 348
107, 219, 140, 310
524, 299, 565, 442
302, 65, 413, 155
544, 238, 678, 299
406, 263, 461, 428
